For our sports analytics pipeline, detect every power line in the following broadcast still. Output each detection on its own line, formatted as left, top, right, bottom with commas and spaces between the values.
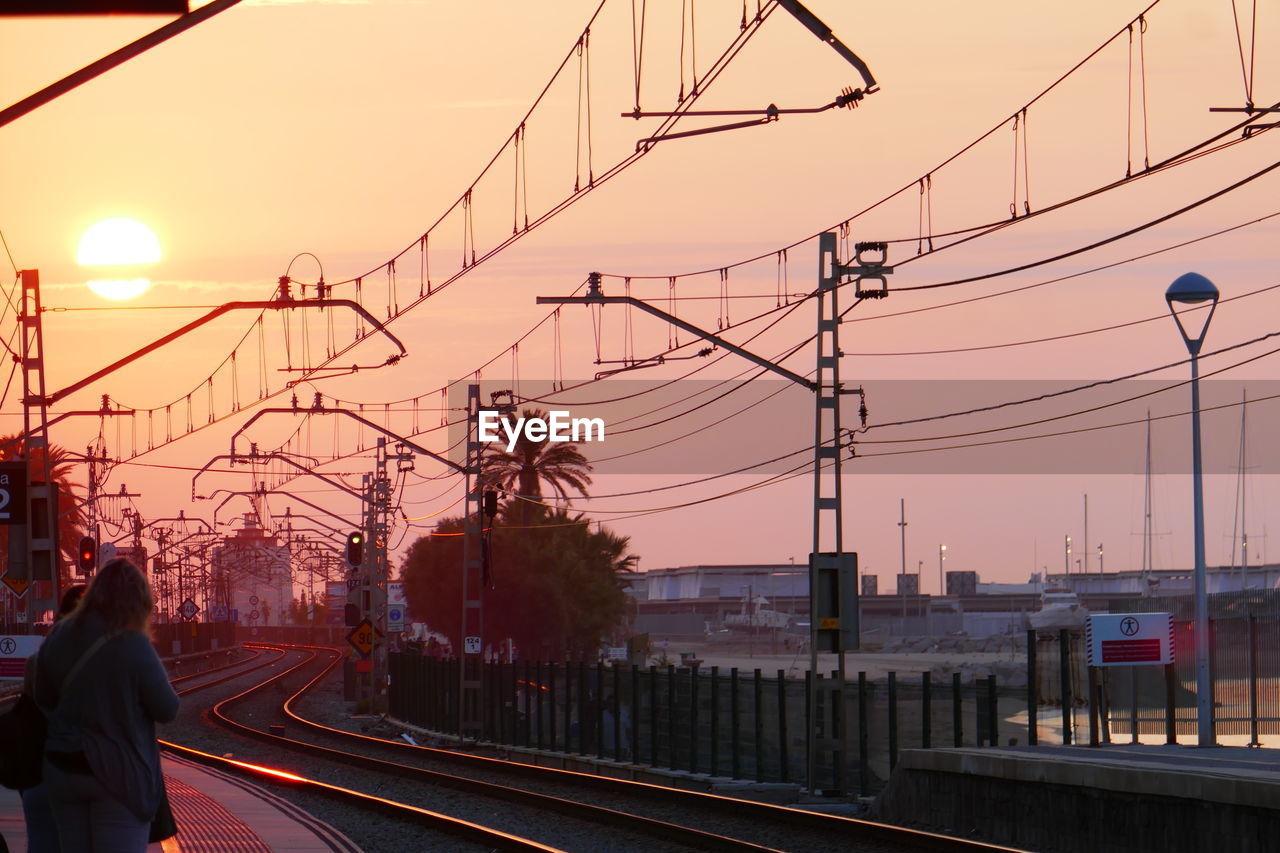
854, 386, 1280, 460
860, 332, 1280, 442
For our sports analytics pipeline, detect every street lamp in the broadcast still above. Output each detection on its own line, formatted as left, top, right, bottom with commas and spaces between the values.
1097, 543, 1104, 574
1064, 535, 1071, 575
1166, 271, 1219, 747
938, 544, 947, 596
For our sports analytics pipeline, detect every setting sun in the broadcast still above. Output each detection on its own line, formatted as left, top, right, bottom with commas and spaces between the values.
77, 217, 161, 300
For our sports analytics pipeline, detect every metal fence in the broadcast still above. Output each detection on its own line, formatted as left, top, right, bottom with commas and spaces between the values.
388, 608, 1280, 794
389, 654, 1031, 794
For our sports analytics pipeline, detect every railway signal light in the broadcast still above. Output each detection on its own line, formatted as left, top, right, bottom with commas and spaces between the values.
346, 531, 364, 567
77, 536, 96, 575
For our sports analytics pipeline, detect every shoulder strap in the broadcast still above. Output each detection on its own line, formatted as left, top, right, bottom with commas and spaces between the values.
56, 631, 118, 707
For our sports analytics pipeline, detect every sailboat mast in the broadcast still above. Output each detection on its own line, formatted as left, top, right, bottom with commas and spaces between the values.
1229, 390, 1250, 590
1143, 410, 1153, 583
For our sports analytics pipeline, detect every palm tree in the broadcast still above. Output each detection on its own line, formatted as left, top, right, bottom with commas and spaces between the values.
0, 435, 87, 587
480, 408, 593, 521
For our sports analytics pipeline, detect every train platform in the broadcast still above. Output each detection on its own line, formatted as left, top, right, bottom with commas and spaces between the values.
0, 753, 361, 853
879, 742, 1280, 852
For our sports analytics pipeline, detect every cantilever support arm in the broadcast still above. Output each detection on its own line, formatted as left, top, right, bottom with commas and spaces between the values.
192, 453, 362, 502
44, 299, 407, 407
231, 407, 465, 474
536, 293, 815, 390
775, 0, 877, 92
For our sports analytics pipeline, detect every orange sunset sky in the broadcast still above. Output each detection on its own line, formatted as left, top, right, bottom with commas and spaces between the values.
1, 0, 1279, 591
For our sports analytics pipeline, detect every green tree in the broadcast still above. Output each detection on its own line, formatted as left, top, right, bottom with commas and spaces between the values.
0, 436, 87, 587
480, 408, 592, 522
401, 506, 634, 660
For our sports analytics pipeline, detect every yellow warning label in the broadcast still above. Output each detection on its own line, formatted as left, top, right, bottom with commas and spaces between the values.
819, 617, 840, 630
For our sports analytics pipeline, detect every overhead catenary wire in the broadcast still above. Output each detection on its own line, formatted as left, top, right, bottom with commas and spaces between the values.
859, 330, 1280, 441
854, 386, 1280, 460
92, 0, 1280, 545
92, 14, 1280, 484
79, 4, 782, 481
598, 0, 1191, 284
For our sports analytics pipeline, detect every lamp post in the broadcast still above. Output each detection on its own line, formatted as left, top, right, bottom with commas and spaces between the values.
1098, 543, 1104, 574
1064, 535, 1071, 576
1166, 271, 1219, 747
938, 544, 947, 596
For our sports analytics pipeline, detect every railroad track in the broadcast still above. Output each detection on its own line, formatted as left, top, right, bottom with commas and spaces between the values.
170, 642, 1026, 853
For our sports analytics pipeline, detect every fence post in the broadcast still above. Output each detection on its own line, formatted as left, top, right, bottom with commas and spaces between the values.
888, 672, 898, 770
536, 661, 544, 750
1164, 662, 1177, 744
565, 662, 575, 752
580, 660, 591, 754
1059, 628, 1072, 746
858, 671, 869, 795
1088, 666, 1100, 747
667, 664, 677, 770
1129, 666, 1138, 745
988, 675, 999, 747
613, 664, 622, 762
525, 660, 534, 747
548, 662, 558, 752
631, 664, 641, 765
690, 666, 700, 773
510, 661, 518, 745
754, 669, 765, 782
731, 667, 741, 779
649, 665, 659, 766
1026, 630, 1037, 746
1209, 617, 1217, 740
777, 669, 789, 783
975, 677, 985, 746
429, 656, 438, 729
952, 672, 962, 747
597, 661, 606, 760
487, 663, 497, 743
1249, 614, 1260, 747
922, 671, 932, 749
710, 666, 720, 776
804, 670, 812, 788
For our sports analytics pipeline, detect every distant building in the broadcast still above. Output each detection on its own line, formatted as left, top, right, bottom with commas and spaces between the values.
627, 564, 805, 637
211, 515, 291, 627
1047, 564, 1280, 598
625, 562, 1280, 641
946, 570, 978, 596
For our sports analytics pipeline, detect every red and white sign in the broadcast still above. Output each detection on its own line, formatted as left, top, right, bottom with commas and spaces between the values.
1086, 613, 1173, 667
0, 635, 43, 680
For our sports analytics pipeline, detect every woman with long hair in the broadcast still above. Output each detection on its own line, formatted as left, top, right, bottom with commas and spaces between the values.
19, 583, 86, 853
33, 558, 179, 852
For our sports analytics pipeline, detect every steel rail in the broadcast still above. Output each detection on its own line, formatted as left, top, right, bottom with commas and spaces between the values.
165, 644, 564, 852
255, 643, 1024, 852
206, 645, 789, 853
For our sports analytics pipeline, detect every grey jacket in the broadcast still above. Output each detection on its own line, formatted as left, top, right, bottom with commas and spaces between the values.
34, 611, 179, 821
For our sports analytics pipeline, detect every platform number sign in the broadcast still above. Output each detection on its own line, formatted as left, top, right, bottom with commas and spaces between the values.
0, 462, 27, 526
347, 618, 376, 657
